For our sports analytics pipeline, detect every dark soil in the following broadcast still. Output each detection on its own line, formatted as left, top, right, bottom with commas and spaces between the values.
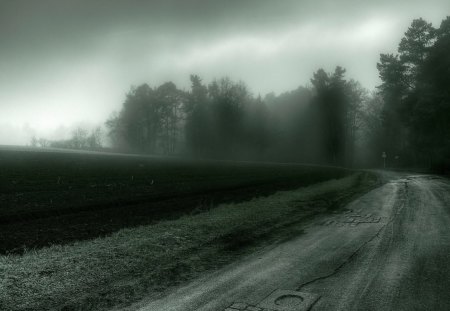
0, 149, 350, 254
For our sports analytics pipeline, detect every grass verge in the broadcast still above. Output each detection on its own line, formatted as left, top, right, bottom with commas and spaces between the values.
0, 172, 380, 311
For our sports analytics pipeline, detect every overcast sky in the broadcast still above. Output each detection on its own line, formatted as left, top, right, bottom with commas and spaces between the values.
0, 0, 449, 145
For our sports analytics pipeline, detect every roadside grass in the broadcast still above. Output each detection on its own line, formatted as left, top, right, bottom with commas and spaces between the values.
0, 172, 380, 311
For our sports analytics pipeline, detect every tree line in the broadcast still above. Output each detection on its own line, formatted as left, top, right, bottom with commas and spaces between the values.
30, 16, 449, 172
106, 16, 450, 171
30, 126, 103, 150
373, 16, 450, 170
106, 69, 368, 166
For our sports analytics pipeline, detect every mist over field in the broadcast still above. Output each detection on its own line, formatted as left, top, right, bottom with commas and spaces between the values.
1, 0, 449, 170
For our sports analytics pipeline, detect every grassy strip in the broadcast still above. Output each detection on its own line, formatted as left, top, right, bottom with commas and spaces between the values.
0, 172, 380, 311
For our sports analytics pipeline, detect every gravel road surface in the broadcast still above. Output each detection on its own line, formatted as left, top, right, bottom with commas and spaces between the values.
134, 173, 450, 311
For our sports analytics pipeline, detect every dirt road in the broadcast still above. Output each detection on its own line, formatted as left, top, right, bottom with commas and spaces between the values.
134, 173, 450, 311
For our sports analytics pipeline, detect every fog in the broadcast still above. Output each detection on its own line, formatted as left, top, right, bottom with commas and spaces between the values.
1, 0, 448, 144
2, 3, 450, 309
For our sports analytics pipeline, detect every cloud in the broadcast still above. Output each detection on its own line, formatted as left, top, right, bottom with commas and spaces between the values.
0, 0, 449, 144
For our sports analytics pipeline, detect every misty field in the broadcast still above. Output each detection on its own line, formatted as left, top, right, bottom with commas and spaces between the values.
0, 149, 353, 254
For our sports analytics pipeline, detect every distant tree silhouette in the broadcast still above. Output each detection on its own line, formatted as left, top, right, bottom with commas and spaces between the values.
72, 127, 88, 149
106, 83, 185, 155
207, 77, 250, 158
185, 75, 210, 156
345, 80, 368, 167
242, 95, 270, 159
264, 87, 313, 162
30, 136, 38, 147
156, 82, 184, 155
311, 66, 352, 165
376, 53, 407, 161
87, 127, 103, 149
358, 92, 385, 166
107, 72, 366, 166
38, 138, 50, 148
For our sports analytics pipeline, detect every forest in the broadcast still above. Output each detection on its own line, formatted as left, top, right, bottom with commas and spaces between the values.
44, 17, 450, 172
